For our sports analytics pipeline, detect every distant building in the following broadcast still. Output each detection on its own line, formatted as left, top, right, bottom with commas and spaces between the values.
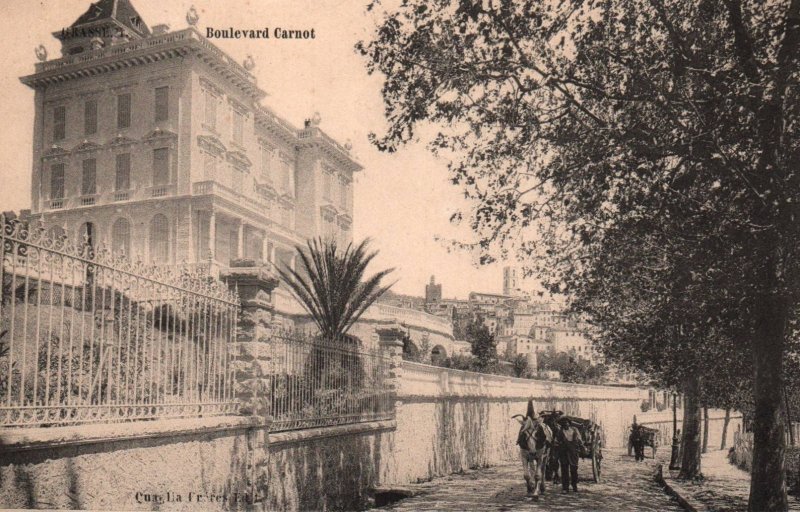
425, 275, 442, 303
503, 266, 520, 296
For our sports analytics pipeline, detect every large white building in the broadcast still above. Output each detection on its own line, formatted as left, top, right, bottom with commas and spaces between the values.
22, 0, 360, 276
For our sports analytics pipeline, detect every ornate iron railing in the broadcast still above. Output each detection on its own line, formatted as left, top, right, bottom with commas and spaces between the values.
267, 332, 394, 431
0, 215, 240, 427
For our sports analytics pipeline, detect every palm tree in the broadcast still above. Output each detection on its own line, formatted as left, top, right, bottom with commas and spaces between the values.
276, 238, 394, 340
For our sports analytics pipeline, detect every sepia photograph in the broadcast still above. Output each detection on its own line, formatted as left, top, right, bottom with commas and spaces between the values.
0, 0, 797, 510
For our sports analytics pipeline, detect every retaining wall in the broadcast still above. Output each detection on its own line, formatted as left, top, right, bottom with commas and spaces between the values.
385, 362, 647, 485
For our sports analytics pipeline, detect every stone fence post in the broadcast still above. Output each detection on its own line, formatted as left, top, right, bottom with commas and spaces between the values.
221, 265, 279, 420
376, 325, 405, 403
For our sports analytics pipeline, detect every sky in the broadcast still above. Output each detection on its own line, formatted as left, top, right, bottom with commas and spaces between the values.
0, 0, 539, 299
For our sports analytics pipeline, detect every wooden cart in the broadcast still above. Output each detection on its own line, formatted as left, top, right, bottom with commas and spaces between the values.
628, 424, 659, 459
540, 411, 603, 483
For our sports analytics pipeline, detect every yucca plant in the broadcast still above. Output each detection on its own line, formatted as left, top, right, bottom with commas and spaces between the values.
276, 238, 394, 339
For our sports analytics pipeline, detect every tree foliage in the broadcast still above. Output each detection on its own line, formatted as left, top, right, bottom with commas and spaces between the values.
465, 315, 499, 372
537, 348, 607, 385
360, 1, 800, 509
277, 238, 395, 339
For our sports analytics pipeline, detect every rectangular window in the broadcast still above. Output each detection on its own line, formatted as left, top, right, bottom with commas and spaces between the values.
203, 89, 217, 130
204, 89, 216, 129
323, 172, 332, 199
81, 158, 97, 195
232, 110, 244, 145
153, 148, 170, 186
339, 180, 347, 208
115, 153, 131, 190
204, 153, 216, 180
50, 163, 65, 199
260, 146, 271, 182
84, 99, 97, 135
53, 106, 66, 142
154, 86, 169, 122
281, 160, 291, 194
117, 93, 131, 129
232, 169, 243, 193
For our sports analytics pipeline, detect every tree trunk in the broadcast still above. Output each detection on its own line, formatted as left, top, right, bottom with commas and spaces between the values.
721, 408, 731, 450
748, 292, 788, 512
679, 375, 702, 479
785, 387, 795, 447
703, 406, 710, 454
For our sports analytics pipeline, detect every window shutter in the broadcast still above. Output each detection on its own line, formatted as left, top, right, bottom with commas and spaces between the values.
50, 163, 65, 199
53, 106, 66, 142
115, 153, 131, 190
84, 100, 97, 135
153, 148, 170, 186
117, 93, 131, 129
205, 90, 216, 128
81, 158, 96, 195
155, 87, 169, 122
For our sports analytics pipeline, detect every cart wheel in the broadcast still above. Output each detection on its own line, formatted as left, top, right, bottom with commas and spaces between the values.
591, 435, 602, 483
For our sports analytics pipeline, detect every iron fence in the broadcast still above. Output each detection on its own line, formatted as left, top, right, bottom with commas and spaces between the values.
267, 332, 394, 431
0, 215, 240, 427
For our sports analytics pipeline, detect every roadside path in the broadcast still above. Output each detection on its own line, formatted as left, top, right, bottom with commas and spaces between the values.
379, 449, 683, 511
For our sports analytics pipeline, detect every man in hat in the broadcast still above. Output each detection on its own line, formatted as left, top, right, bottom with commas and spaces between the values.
630, 421, 645, 462
556, 416, 583, 492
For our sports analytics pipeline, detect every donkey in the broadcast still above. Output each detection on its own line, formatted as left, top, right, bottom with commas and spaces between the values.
513, 401, 552, 498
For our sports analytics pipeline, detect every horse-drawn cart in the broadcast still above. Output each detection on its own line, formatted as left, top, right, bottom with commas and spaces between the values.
540, 411, 604, 483
628, 424, 659, 459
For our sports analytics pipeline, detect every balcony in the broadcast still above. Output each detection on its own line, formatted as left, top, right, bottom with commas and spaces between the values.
148, 184, 176, 198
48, 198, 64, 210
193, 180, 269, 218
79, 195, 98, 206
113, 190, 130, 202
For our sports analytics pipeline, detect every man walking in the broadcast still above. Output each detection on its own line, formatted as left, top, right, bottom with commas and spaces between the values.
630, 423, 645, 462
556, 417, 583, 493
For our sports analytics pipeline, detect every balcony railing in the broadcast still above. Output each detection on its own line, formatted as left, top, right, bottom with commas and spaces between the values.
193, 180, 270, 218
113, 190, 130, 202
149, 184, 175, 198
48, 198, 64, 210
79, 194, 97, 206
35, 29, 255, 86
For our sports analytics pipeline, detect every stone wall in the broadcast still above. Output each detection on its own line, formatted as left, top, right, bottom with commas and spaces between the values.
0, 417, 262, 510
383, 361, 647, 486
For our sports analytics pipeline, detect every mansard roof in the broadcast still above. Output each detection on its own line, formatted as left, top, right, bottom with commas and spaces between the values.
70, 0, 150, 37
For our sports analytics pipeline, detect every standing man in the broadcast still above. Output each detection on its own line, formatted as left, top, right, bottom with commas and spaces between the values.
631, 423, 645, 462
556, 416, 583, 493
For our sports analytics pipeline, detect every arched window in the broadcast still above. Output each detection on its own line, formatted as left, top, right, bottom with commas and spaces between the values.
149, 214, 169, 263
111, 218, 131, 257
78, 222, 96, 248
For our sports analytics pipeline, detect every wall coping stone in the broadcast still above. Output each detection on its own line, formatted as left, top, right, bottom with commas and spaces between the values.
268, 419, 396, 447
0, 415, 264, 453
400, 361, 649, 401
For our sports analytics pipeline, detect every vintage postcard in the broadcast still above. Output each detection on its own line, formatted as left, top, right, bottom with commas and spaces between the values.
0, 1, 792, 511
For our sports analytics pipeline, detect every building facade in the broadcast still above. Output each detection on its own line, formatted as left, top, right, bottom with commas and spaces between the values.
21, 0, 360, 277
